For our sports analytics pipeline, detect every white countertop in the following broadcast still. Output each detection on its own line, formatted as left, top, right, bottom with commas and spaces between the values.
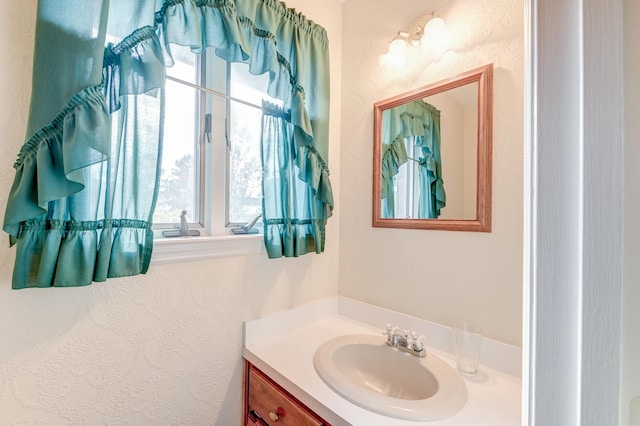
243, 297, 521, 426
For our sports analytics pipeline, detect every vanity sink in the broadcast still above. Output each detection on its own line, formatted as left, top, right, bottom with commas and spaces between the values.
313, 334, 468, 421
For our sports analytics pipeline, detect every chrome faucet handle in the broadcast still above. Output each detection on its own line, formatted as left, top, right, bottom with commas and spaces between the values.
383, 324, 391, 336
410, 332, 425, 351
383, 324, 397, 337
406, 335, 415, 348
383, 324, 400, 346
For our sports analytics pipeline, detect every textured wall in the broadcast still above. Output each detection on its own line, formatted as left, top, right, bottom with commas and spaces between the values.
0, 0, 342, 423
339, 0, 523, 345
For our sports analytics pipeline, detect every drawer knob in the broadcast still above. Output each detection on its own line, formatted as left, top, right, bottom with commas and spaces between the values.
269, 407, 285, 422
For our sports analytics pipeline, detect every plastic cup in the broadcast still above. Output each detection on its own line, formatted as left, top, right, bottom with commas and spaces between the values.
453, 323, 483, 375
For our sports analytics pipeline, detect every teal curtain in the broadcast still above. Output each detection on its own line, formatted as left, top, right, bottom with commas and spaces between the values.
380, 100, 445, 219
380, 107, 408, 218
3, 0, 333, 288
260, 101, 332, 258
403, 101, 445, 218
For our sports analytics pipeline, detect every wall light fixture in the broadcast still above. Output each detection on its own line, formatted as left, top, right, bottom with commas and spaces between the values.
379, 13, 446, 68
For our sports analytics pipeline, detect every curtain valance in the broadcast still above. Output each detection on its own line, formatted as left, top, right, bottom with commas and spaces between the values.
3, 0, 333, 288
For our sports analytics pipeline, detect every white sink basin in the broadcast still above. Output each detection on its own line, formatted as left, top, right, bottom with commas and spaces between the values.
313, 334, 468, 421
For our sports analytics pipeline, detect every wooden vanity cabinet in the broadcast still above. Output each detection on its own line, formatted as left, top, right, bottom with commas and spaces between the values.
244, 361, 331, 426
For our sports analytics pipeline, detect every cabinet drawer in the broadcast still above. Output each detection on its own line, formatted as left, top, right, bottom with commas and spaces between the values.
247, 364, 326, 426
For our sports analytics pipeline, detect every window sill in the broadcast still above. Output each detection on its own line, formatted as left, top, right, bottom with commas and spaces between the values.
151, 234, 264, 265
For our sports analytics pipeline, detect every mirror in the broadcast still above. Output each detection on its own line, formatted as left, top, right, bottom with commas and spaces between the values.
373, 64, 493, 232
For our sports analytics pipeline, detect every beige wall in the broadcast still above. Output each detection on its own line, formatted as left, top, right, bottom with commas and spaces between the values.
339, 0, 523, 345
0, 1, 341, 423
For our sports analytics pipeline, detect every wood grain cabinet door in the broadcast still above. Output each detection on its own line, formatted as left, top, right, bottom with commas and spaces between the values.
245, 363, 329, 426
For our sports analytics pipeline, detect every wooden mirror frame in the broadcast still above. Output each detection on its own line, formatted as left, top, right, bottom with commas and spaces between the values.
372, 63, 493, 232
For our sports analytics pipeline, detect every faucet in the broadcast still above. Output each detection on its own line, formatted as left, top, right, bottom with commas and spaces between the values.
383, 324, 427, 358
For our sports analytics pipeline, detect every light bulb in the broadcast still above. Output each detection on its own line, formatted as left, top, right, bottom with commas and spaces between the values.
422, 16, 446, 42
378, 50, 407, 70
407, 37, 421, 47
388, 38, 407, 53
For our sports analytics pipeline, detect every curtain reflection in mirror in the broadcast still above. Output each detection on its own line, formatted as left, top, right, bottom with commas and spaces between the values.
380, 100, 445, 219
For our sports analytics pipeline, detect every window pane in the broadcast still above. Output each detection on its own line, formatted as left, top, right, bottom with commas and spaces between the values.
229, 62, 278, 106
166, 45, 197, 83
228, 100, 262, 223
228, 63, 282, 224
154, 52, 199, 225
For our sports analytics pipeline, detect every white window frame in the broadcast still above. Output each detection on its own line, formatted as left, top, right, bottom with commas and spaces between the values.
152, 52, 266, 264
152, 233, 263, 264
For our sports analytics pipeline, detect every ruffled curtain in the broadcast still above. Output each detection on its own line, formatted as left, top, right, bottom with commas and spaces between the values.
380, 135, 408, 218
261, 101, 331, 257
3, 0, 333, 289
380, 100, 445, 219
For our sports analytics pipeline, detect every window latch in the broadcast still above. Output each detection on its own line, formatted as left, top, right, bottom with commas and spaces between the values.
162, 210, 201, 237
224, 117, 230, 149
204, 113, 212, 144
231, 214, 261, 234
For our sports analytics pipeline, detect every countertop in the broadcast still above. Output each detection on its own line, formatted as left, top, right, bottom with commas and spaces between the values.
242, 297, 521, 426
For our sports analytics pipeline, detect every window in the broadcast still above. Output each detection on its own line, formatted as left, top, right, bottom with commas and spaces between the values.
8, 1, 332, 286
393, 137, 421, 219
154, 46, 282, 238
